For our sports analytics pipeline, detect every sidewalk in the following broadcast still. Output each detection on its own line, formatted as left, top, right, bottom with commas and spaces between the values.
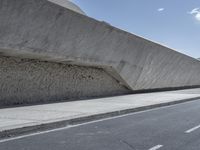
1, 88, 200, 139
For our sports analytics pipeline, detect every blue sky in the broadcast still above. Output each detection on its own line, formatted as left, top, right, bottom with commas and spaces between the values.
72, 0, 200, 58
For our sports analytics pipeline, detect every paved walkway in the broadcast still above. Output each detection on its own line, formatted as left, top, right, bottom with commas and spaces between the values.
1, 88, 200, 137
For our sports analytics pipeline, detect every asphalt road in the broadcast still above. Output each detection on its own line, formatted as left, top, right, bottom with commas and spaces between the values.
1, 100, 200, 150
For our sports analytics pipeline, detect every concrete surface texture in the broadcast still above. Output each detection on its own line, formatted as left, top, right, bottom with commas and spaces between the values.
0, 88, 200, 136
0, 55, 130, 107
1, 0, 200, 91
1, 0, 200, 105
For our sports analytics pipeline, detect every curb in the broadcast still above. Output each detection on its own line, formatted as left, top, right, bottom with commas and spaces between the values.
1, 96, 200, 140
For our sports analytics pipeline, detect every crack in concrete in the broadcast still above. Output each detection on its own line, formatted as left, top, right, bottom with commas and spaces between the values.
119, 139, 137, 150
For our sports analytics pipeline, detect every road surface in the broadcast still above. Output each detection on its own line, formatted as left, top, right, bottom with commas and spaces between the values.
1, 99, 200, 150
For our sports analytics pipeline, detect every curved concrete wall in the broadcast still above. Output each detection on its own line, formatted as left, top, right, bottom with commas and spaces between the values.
48, 0, 86, 15
0, 0, 200, 106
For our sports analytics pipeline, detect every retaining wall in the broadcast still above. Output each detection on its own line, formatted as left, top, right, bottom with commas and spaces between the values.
0, 0, 200, 106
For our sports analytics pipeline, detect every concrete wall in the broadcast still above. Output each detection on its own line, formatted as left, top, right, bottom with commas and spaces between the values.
48, 0, 86, 15
0, 0, 200, 106
0, 55, 130, 107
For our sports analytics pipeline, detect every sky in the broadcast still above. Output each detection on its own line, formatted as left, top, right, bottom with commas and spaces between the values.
72, 0, 200, 58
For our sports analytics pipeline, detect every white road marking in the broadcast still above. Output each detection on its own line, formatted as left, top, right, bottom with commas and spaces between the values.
149, 145, 163, 150
185, 124, 200, 133
0, 99, 199, 143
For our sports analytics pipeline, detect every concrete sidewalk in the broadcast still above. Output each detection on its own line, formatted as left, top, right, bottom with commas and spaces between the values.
1, 88, 200, 139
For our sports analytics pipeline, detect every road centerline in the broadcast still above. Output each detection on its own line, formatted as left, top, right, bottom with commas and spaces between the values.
149, 145, 163, 150
185, 124, 200, 133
